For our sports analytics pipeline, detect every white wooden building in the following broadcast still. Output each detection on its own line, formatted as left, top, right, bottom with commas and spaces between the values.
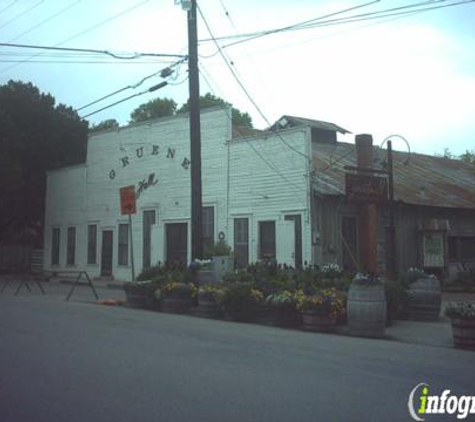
43, 107, 349, 280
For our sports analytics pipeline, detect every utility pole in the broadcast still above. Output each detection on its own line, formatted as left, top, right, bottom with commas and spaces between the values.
186, 0, 202, 261
387, 140, 397, 278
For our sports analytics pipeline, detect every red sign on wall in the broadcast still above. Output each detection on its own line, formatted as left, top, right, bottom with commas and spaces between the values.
120, 185, 137, 215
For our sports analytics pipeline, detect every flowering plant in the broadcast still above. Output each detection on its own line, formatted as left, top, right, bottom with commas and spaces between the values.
404, 267, 435, 284
161, 281, 198, 298
265, 291, 296, 308
217, 282, 264, 312
320, 263, 342, 279
198, 283, 223, 300
445, 302, 475, 320
351, 273, 382, 286
294, 288, 345, 319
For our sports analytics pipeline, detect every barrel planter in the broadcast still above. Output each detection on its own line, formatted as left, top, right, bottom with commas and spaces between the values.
253, 305, 275, 326
273, 307, 302, 328
124, 290, 149, 309
197, 269, 216, 285
302, 311, 337, 333
195, 290, 221, 318
407, 277, 441, 321
347, 283, 387, 338
450, 318, 475, 350
160, 292, 194, 314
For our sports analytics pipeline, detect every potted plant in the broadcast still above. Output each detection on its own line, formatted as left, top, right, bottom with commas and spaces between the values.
217, 282, 264, 322
195, 283, 223, 318
295, 288, 344, 332
208, 241, 233, 282
265, 290, 302, 327
404, 267, 441, 321
123, 281, 155, 309
445, 302, 475, 350
347, 273, 387, 338
159, 281, 198, 314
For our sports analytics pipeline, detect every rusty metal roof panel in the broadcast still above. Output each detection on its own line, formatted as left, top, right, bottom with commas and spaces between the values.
312, 143, 475, 209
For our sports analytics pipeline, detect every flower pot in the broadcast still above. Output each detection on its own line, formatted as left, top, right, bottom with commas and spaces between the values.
212, 255, 234, 282
195, 290, 221, 318
223, 308, 254, 322
161, 292, 193, 314
253, 305, 274, 326
450, 318, 475, 350
124, 290, 149, 309
302, 311, 337, 333
273, 307, 302, 328
347, 284, 386, 338
407, 277, 441, 321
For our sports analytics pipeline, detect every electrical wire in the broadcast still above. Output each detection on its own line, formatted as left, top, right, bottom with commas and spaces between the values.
199, 62, 306, 192
9, 0, 84, 42
0, 0, 45, 31
0, 0, 156, 76
0, 0, 19, 17
80, 81, 169, 119
0, 42, 186, 60
77, 57, 187, 112
198, 5, 310, 161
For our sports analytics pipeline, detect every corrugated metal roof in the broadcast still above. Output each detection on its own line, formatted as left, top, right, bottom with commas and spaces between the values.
271, 115, 351, 134
312, 142, 475, 209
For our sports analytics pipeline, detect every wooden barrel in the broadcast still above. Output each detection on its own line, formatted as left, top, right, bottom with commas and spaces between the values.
408, 277, 441, 321
197, 269, 216, 285
161, 295, 193, 314
195, 291, 221, 318
347, 284, 386, 338
451, 318, 475, 350
273, 308, 302, 328
302, 312, 337, 333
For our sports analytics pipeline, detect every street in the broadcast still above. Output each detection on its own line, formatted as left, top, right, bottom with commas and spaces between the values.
1, 294, 474, 422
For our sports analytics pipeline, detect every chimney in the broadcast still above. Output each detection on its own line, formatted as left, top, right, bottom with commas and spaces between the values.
355, 134, 373, 170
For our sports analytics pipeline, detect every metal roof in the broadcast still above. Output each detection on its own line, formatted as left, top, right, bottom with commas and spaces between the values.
312, 142, 475, 209
271, 115, 351, 134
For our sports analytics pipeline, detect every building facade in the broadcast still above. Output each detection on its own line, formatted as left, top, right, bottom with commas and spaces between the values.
43, 107, 475, 281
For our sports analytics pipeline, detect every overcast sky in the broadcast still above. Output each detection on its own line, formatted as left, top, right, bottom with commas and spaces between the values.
0, 0, 474, 156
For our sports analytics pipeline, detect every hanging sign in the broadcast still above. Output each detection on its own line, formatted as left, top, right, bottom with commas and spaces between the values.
120, 185, 137, 215
345, 173, 388, 203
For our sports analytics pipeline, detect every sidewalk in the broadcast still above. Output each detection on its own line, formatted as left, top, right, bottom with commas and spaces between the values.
1, 275, 472, 350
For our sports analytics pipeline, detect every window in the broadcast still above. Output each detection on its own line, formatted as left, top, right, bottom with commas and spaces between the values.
143, 210, 156, 269
87, 224, 97, 265
202, 206, 215, 255
51, 227, 60, 266
259, 221, 276, 260
118, 223, 129, 266
448, 236, 475, 263
67, 227, 76, 266
234, 218, 249, 268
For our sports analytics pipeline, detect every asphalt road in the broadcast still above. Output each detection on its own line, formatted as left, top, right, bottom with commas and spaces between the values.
0, 295, 474, 422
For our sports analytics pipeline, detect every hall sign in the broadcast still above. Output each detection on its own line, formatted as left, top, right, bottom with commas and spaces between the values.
108, 144, 191, 180
345, 173, 388, 203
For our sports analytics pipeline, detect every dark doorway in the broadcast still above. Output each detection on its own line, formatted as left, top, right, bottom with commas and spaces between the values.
234, 218, 249, 268
143, 210, 156, 269
101, 230, 113, 276
342, 216, 358, 271
259, 221, 276, 261
166, 223, 188, 265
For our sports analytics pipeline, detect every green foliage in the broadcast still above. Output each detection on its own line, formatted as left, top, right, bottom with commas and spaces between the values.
89, 119, 119, 132
177, 92, 253, 128
404, 268, 430, 284
384, 279, 409, 321
351, 273, 382, 286
123, 280, 155, 294
0, 80, 87, 240
265, 291, 296, 309
130, 97, 177, 123
217, 282, 263, 313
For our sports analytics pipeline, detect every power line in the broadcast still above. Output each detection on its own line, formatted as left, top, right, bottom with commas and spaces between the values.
9, 0, 84, 42
0, 0, 19, 17
0, 0, 45, 31
0, 42, 186, 60
199, 62, 306, 192
0, 0, 155, 76
77, 57, 187, 112
80, 81, 168, 119
197, 5, 310, 161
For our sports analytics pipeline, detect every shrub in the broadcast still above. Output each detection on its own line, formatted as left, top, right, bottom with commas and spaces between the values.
445, 302, 475, 320
217, 282, 263, 313
384, 279, 409, 321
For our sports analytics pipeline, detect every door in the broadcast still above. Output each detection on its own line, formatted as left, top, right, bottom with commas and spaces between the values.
143, 210, 156, 269
234, 218, 249, 269
284, 214, 302, 269
277, 221, 295, 267
166, 223, 188, 265
101, 230, 113, 276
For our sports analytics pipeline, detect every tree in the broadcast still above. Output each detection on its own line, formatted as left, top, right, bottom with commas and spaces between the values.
177, 93, 253, 128
460, 150, 475, 165
90, 119, 119, 133
0, 80, 88, 243
130, 97, 177, 123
